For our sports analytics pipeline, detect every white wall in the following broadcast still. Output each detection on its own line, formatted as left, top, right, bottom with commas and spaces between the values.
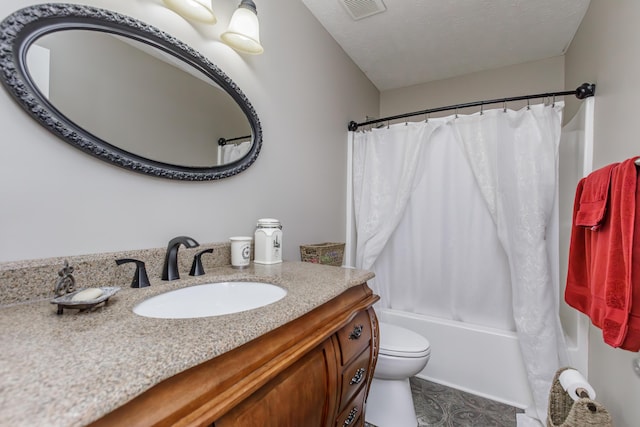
380, 56, 565, 119
565, 1, 640, 426
0, 0, 379, 263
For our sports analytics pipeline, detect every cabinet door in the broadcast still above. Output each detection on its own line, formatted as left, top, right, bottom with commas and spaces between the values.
336, 386, 366, 427
339, 349, 371, 411
336, 310, 372, 365
214, 337, 339, 427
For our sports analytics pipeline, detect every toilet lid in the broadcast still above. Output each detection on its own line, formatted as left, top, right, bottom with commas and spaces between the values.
378, 322, 431, 358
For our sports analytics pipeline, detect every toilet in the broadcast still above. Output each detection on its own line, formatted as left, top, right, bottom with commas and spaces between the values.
365, 322, 431, 427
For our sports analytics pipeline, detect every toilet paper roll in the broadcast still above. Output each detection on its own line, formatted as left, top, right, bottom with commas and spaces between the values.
559, 368, 596, 401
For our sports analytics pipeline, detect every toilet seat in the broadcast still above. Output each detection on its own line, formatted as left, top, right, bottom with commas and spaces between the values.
378, 322, 430, 358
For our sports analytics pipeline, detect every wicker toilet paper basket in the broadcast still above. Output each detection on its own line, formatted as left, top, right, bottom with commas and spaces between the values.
547, 367, 612, 427
300, 243, 345, 266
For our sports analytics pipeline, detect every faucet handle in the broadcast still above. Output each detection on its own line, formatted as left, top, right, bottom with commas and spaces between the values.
190, 248, 214, 276
116, 258, 151, 288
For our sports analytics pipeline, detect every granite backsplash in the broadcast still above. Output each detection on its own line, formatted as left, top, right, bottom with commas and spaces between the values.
0, 242, 233, 306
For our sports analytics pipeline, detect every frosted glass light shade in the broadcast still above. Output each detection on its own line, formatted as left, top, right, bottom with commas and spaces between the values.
221, 5, 263, 55
163, 0, 217, 24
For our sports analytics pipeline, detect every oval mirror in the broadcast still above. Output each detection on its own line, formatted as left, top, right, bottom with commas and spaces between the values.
0, 4, 262, 180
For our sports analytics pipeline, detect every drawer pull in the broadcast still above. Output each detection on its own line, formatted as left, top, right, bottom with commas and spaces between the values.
349, 324, 364, 340
349, 367, 366, 385
343, 407, 359, 426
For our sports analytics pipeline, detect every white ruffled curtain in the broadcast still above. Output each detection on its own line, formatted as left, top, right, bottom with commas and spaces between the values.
219, 140, 251, 164
353, 122, 434, 270
352, 103, 568, 425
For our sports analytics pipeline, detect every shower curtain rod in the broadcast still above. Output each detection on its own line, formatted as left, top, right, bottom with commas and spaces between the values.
347, 82, 596, 131
218, 135, 251, 146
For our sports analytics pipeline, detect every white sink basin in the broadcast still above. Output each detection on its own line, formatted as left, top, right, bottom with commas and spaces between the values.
133, 281, 287, 319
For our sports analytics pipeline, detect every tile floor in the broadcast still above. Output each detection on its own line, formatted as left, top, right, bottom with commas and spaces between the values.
365, 377, 522, 427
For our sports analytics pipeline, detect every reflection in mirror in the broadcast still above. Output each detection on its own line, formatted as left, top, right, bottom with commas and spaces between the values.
28, 31, 252, 168
0, 4, 262, 180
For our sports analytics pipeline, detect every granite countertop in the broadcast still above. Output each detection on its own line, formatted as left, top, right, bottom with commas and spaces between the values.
0, 261, 374, 427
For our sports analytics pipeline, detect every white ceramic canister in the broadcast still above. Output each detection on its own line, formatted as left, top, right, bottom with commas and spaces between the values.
254, 218, 282, 264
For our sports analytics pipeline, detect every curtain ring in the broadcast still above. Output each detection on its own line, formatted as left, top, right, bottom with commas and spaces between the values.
425, 113, 429, 123
503, 101, 507, 113
387, 120, 389, 129
527, 99, 530, 110
480, 103, 484, 115
455, 107, 459, 119
552, 95, 556, 107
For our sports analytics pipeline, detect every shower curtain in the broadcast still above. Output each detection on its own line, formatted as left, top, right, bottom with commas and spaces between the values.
218, 140, 251, 164
352, 103, 568, 425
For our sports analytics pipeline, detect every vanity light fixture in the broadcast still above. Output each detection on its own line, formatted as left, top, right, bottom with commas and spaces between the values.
221, 0, 264, 55
162, 0, 217, 24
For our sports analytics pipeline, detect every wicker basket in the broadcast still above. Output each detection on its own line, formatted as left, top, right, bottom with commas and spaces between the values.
547, 367, 612, 427
300, 243, 345, 266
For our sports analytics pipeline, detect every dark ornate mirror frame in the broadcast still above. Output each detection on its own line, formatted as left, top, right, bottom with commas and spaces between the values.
0, 3, 262, 181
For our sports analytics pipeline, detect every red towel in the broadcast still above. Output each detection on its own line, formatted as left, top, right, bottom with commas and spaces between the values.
565, 157, 640, 350
574, 163, 616, 229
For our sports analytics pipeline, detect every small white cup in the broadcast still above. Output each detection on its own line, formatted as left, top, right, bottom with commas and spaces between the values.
230, 236, 252, 268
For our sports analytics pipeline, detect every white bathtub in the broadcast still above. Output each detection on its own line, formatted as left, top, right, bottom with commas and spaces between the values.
378, 308, 532, 409
378, 307, 586, 411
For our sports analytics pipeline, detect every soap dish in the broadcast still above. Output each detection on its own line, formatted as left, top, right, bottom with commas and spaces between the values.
51, 287, 120, 315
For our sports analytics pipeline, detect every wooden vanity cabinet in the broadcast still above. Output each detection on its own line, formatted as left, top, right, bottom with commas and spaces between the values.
214, 336, 339, 427
89, 283, 379, 427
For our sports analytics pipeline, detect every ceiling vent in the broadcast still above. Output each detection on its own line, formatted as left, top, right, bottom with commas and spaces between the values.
340, 0, 387, 21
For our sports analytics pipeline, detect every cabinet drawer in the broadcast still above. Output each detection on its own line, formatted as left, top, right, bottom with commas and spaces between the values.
339, 348, 370, 410
335, 386, 366, 427
336, 310, 371, 365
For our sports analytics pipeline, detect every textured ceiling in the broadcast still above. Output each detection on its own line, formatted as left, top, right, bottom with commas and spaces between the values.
302, 0, 591, 91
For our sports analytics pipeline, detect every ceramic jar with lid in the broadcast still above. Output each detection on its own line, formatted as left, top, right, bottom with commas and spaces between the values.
254, 218, 282, 264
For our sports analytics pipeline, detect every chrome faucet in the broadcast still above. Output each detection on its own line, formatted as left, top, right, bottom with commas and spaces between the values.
161, 236, 199, 281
